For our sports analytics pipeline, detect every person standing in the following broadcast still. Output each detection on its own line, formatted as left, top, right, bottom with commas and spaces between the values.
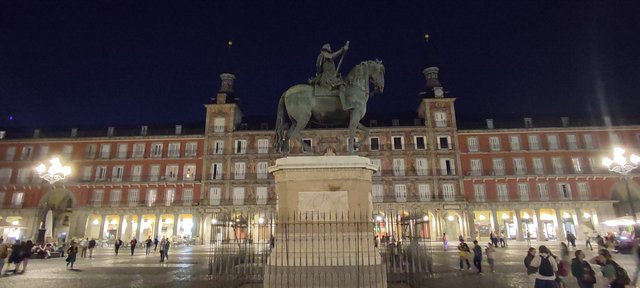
590, 249, 630, 288
498, 231, 506, 248
529, 245, 559, 288
114, 239, 122, 256
88, 238, 96, 258
485, 242, 496, 272
145, 237, 152, 256
66, 241, 78, 270
80, 238, 88, 258
442, 233, 448, 250
566, 232, 576, 248
130, 238, 137, 256
457, 240, 471, 270
163, 238, 170, 261
159, 237, 166, 262
153, 237, 159, 252
571, 250, 596, 288
18, 240, 33, 274
472, 240, 483, 274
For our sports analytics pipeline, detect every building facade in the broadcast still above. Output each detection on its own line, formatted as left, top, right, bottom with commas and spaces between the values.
0, 66, 636, 245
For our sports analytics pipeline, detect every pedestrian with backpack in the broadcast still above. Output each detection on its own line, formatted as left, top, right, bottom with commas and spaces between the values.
529, 245, 558, 288
590, 249, 630, 288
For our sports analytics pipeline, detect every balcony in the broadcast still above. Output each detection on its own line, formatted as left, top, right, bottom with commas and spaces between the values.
91, 200, 103, 208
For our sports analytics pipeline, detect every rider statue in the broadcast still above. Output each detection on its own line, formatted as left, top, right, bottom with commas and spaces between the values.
313, 41, 351, 110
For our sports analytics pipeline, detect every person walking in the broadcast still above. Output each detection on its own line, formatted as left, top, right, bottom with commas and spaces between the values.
163, 238, 170, 261
130, 238, 137, 256
571, 250, 596, 288
145, 237, 152, 256
18, 240, 33, 274
6, 240, 24, 274
590, 249, 630, 288
66, 241, 78, 270
485, 242, 496, 272
153, 237, 159, 252
472, 240, 483, 274
88, 238, 96, 258
566, 232, 576, 248
80, 238, 88, 258
159, 237, 166, 262
457, 240, 471, 270
498, 231, 506, 248
529, 245, 559, 288
114, 239, 123, 255
442, 233, 448, 250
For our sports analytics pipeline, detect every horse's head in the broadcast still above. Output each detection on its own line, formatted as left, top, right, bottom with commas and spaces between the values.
368, 60, 385, 94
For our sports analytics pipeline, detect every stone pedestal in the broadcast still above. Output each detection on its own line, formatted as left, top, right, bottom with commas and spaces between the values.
265, 156, 386, 288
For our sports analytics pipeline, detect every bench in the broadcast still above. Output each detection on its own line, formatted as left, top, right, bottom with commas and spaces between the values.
32, 251, 62, 259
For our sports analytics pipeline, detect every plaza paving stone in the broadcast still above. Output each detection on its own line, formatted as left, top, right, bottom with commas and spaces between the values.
0, 241, 636, 287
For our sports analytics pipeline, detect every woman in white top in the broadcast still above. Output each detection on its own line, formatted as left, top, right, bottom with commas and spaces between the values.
529, 245, 559, 288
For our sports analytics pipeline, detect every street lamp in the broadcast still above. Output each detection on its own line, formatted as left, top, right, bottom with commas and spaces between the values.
35, 157, 71, 184
603, 147, 640, 223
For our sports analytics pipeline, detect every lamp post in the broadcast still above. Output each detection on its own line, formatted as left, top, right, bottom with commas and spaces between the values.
34, 156, 72, 244
602, 147, 640, 224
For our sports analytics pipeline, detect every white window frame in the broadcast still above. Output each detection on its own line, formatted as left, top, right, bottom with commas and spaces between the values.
513, 158, 527, 175
110, 189, 122, 206
572, 157, 583, 174
557, 183, 572, 200
149, 165, 160, 181
532, 158, 545, 175
213, 140, 224, 155
11, 192, 24, 208
577, 182, 590, 200
165, 188, 176, 206
434, 111, 448, 127
116, 143, 128, 159
151, 143, 163, 158
492, 158, 505, 176
5, 147, 16, 161
133, 143, 145, 158
547, 135, 559, 150
112, 166, 124, 182
394, 184, 407, 202
528, 135, 540, 150
165, 164, 179, 181
85, 144, 97, 159
257, 139, 269, 154
393, 158, 405, 176
489, 137, 501, 151
234, 139, 247, 154
467, 137, 479, 152
552, 157, 564, 174
470, 159, 482, 176
183, 164, 196, 181
442, 183, 455, 201
371, 159, 382, 176
95, 166, 107, 181
213, 117, 225, 132
414, 136, 427, 150
21, 146, 33, 161
211, 163, 223, 180
509, 135, 521, 151
567, 134, 578, 150
82, 166, 92, 182
415, 158, 429, 176
234, 162, 246, 180
302, 138, 313, 153
517, 183, 530, 201
256, 187, 268, 205
182, 188, 194, 205
100, 144, 111, 159
146, 189, 157, 207
128, 189, 139, 206
583, 134, 595, 149
537, 183, 549, 201
391, 136, 404, 150
496, 184, 508, 202
185, 142, 198, 157
168, 142, 181, 158
256, 161, 269, 180
418, 184, 432, 201
440, 158, 455, 176
369, 137, 380, 151
209, 187, 221, 205
372, 184, 384, 203
131, 165, 142, 182
437, 136, 451, 150
473, 184, 486, 202
92, 189, 104, 207
232, 187, 245, 205
38, 145, 50, 160
17, 168, 30, 184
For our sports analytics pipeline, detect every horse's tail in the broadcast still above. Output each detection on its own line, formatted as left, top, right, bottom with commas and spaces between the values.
274, 93, 287, 151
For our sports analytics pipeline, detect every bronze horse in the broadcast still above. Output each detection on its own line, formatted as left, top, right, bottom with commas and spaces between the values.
274, 60, 385, 153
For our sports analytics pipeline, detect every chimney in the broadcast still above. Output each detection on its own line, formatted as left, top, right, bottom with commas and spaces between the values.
217, 73, 236, 104
107, 126, 115, 137
561, 117, 570, 127
71, 128, 78, 138
141, 125, 148, 136
524, 118, 533, 128
486, 119, 494, 129
175, 125, 182, 135
603, 116, 612, 127
0, 131, 5, 140
33, 129, 41, 138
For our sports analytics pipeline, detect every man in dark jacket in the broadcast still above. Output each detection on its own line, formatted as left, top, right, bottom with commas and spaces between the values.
88, 238, 96, 258
571, 250, 596, 288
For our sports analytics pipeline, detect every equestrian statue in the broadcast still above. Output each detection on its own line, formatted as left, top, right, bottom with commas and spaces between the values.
274, 41, 385, 154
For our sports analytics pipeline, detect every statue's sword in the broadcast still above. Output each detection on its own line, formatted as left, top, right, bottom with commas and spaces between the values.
335, 41, 349, 77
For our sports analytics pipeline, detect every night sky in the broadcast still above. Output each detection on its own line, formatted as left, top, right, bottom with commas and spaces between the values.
1, 1, 640, 130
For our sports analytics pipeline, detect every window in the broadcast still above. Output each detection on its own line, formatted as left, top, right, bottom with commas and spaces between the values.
185, 142, 198, 157
470, 159, 482, 176
256, 161, 269, 179
20, 146, 33, 161
537, 183, 549, 201
146, 189, 157, 206
583, 134, 595, 149
149, 165, 160, 181
112, 166, 124, 182
577, 182, 590, 200
213, 140, 224, 154
492, 158, 505, 175
213, 117, 225, 132
234, 162, 246, 179
517, 183, 529, 201
513, 158, 527, 175
131, 165, 142, 182
38, 145, 49, 160
5, 147, 16, 161
100, 144, 111, 159
547, 135, 559, 150
302, 138, 313, 153
369, 137, 380, 151
211, 163, 223, 180
182, 189, 194, 205
85, 144, 97, 159
440, 158, 455, 176
165, 165, 179, 181
467, 137, 479, 152
496, 184, 508, 202
393, 158, 405, 176
437, 136, 451, 149
234, 140, 247, 154
572, 157, 583, 174
209, 187, 221, 205
532, 158, 545, 175
256, 187, 268, 205
128, 189, 139, 206
442, 183, 455, 201
95, 166, 107, 181
151, 143, 163, 158
394, 184, 407, 202
552, 157, 564, 174
165, 188, 175, 206
183, 164, 196, 181
418, 184, 432, 201
392, 136, 404, 150
372, 184, 384, 202
257, 139, 269, 154
17, 168, 30, 184
567, 134, 578, 150
92, 189, 104, 207
414, 136, 426, 150
473, 184, 486, 202
434, 111, 447, 127
371, 159, 382, 176
588, 157, 598, 173
82, 166, 92, 182
489, 137, 501, 151
558, 183, 572, 200
168, 143, 180, 157
110, 189, 122, 206
233, 187, 245, 205
133, 143, 145, 158
509, 135, 521, 151
528, 135, 540, 150
116, 143, 128, 159
0, 168, 11, 184
11, 192, 24, 208
611, 133, 622, 145
415, 158, 429, 176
